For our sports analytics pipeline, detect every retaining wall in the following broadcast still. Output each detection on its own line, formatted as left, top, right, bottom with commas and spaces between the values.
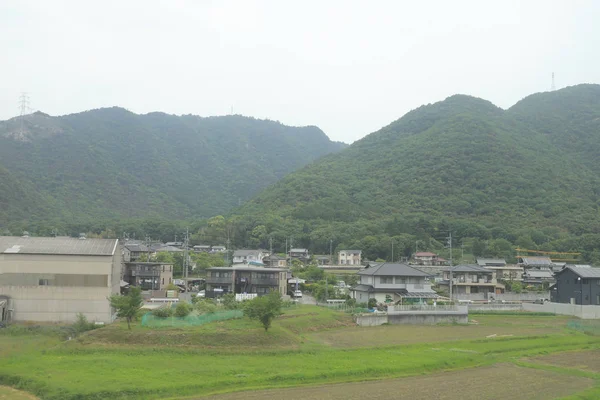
523, 302, 600, 319
468, 304, 523, 311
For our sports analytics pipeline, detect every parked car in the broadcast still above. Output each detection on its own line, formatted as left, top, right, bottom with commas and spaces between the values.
533, 298, 549, 304
293, 290, 303, 298
196, 290, 206, 298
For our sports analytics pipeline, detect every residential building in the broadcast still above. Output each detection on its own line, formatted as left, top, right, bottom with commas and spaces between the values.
122, 242, 150, 262
314, 255, 332, 266
439, 265, 505, 295
522, 270, 555, 288
123, 262, 173, 290
193, 245, 211, 253
165, 242, 183, 248
338, 250, 362, 265
412, 252, 446, 266
263, 254, 287, 268
477, 258, 523, 282
551, 265, 600, 305
205, 266, 288, 297
350, 262, 438, 304
211, 246, 227, 253
0, 236, 120, 323
288, 248, 309, 260
232, 249, 268, 264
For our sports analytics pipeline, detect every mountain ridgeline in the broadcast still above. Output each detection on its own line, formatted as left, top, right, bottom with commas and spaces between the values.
235, 84, 600, 255
0, 108, 345, 227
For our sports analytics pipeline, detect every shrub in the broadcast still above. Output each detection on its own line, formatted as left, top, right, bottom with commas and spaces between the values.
222, 293, 240, 310
72, 313, 98, 334
152, 306, 174, 318
174, 302, 192, 317
368, 298, 378, 309
195, 299, 217, 314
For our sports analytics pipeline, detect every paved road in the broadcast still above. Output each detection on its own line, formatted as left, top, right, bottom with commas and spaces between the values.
298, 293, 317, 305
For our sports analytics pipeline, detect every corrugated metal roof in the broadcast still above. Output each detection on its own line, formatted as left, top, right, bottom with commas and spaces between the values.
0, 236, 118, 256
562, 266, 600, 278
358, 263, 431, 277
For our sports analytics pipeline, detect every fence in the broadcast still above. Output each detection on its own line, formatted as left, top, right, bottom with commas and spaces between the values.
523, 303, 600, 319
141, 310, 244, 327
390, 305, 460, 312
316, 302, 369, 314
567, 320, 600, 335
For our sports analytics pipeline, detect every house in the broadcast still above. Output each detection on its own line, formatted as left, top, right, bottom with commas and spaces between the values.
165, 241, 183, 248
123, 262, 173, 290
211, 246, 227, 253
412, 252, 446, 266
288, 248, 309, 260
205, 266, 289, 297
350, 262, 438, 304
338, 250, 362, 265
314, 255, 332, 266
122, 242, 150, 262
551, 265, 600, 305
232, 249, 268, 264
518, 256, 562, 271
263, 254, 287, 268
522, 269, 555, 288
439, 265, 505, 295
193, 245, 211, 253
477, 258, 523, 281
0, 236, 120, 323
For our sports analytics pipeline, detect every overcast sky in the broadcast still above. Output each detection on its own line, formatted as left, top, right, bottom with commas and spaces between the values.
1, 1, 599, 143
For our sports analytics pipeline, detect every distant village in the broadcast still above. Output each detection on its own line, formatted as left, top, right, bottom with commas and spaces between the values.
2, 233, 599, 325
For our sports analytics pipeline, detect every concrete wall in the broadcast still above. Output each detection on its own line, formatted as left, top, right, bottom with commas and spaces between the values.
523, 302, 600, 319
355, 311, 468, 326
468, 303, 522, 311
453, 292, 550, 302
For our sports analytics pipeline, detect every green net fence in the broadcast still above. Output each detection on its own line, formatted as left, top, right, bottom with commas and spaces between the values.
566, 320, 600, 335
141, 310, 244, 327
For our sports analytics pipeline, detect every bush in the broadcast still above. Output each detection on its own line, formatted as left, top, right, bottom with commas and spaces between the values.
195, 299, 217, 314
368, 298, 378, 309
174, 302, 192, 317
222, 293, 240, 310
152, 306, 174, 318
346, 298, 357, 307
73, 313, 98, 334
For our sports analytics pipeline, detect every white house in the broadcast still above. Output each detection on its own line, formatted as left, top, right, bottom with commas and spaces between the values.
232, 249, 269, 264
338, 250, 362, 265
351, 262, 437, 304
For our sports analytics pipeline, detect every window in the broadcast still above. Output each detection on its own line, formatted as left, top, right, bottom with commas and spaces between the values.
380, 276, 393, 284
39, 279, 49, 286
161, 278, 164, 285
162, 265, 165, 272
395, 277, 406, 284
597, 295, 600, 305
169, 277, 172, 284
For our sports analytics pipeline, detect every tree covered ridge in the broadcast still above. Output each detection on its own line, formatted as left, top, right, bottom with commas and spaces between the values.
0, 107, 346, 225
229, 84, 600, 260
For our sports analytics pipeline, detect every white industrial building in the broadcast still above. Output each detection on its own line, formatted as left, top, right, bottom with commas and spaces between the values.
0, 236, 120, 323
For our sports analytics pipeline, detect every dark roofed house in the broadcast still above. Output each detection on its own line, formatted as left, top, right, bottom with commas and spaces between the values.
552, 265, 600, 305
263, 254, 287, 268
439, 265, 504, 295
477, 258, 507, 267
350, 262, 437, 304
232, 249, 268, 264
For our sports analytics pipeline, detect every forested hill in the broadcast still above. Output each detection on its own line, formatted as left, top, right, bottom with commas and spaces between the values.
0, 108, 345, 226
234, 84, 600, 257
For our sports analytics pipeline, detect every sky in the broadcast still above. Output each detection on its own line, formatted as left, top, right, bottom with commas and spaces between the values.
1, 0, 599, 143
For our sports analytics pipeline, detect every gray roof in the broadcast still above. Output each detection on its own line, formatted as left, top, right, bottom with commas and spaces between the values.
0, 236, 118, 256
208, 266, 288, 272
358, 263, 431, 277
124, 243, 149, 252
476, 258, 506, 266
559, 266, 600, 279
233, 249, 263, 257
351, 284, 374, 292
445, 265, 492, 273
340, 250, 362, 254
518, 257, 553, 266
523, 270, 554, 278
290, 248, 308, 253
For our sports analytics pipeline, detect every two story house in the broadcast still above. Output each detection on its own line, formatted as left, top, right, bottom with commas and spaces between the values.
338, 250, 362, 265
439, 265, 504, 295
351, 262, 438, 304
288, 248, 309, 261
123, 262, 173, 290
477, 258, 523, 282
551, 265, 600, 305
412, 252, 447, 266
263, 254, 287, 268
232, 249, 268, 265
205, 266, 288, 297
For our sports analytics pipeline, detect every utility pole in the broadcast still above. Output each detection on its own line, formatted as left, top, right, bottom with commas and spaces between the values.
269, 237, 273, 265
447, 231, 453, 302
391, 239, 394, 263
183, 228, 189, 280
329, 239, 333, 265
18, 92, 30, 137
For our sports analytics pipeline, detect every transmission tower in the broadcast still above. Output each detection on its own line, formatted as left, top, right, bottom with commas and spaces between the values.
18, 92, 31, 136
551, 72, 556, 91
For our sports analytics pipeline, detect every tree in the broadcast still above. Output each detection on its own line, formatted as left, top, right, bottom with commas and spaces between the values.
243, 291, 283, 332
108, 287, 143, 330
174, 301, 192, 317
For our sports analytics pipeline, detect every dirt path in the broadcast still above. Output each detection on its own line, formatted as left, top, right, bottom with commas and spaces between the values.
0, 386, 39, 400
195, 364, 592, 400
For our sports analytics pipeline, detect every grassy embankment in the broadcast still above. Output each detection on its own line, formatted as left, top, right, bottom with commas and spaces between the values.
1, 307, 600, 399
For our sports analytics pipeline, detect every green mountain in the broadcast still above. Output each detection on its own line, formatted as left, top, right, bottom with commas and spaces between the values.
0, 108, 345, 227
234, 84, 600, 257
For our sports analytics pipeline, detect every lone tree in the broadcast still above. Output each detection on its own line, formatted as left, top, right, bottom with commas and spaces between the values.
108, 287, 143, 330
244, 291, 283, 332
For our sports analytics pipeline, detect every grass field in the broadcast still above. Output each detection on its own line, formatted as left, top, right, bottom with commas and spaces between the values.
198, 364, 594, 400
1, 306, 600, 400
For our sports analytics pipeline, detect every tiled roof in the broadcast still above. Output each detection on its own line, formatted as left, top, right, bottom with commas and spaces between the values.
445, 265, 492, 273
358, 263, 431, 277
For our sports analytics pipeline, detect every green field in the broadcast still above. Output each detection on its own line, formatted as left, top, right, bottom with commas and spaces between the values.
1, 306, 600, 400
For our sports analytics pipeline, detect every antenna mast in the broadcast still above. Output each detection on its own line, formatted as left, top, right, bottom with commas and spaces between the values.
551, 72, 556, 91
18, 92, 31, 136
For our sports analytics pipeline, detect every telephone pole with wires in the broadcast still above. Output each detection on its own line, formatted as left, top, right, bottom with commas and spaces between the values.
446, 231, 453, 302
